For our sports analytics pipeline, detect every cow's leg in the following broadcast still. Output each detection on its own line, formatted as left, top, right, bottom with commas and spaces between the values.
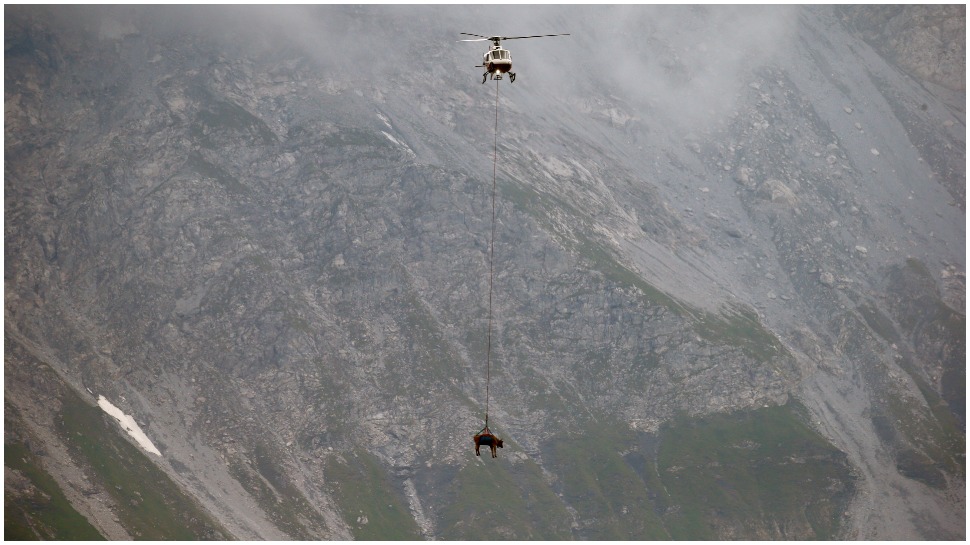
491, 444, 497, 458
475, 443, 481, 456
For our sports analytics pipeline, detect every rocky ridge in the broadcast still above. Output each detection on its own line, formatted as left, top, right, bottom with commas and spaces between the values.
5, 5, 964, 540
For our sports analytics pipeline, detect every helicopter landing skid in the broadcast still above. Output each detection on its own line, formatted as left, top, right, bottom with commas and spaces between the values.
482, 72, 516, 84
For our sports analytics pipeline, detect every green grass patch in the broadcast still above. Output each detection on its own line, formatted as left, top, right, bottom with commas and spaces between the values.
499, 178, 683, 315
4, 436, 105, 540
323, 127, 392, 148
856, 302, 900, 344
882, 362, 965, 484
656, 402, 855, 540
694, 303, 789, 363
55, 390, 226, 539
895, 448, 947, 488
908, 372, 965, 475
885, 258, 965, 428
186, 151, 250, 195
323, 450, 422, 540
501, 180, 786, 363
285, 312, 312, 334
244, 254, 274, 273
437, 447, 572, 540
191, 99, 278, 148
545, 423, 669, 540
880, 382, 958, 489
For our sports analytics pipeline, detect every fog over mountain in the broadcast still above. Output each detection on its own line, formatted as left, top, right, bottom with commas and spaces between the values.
5, 5, 965, 540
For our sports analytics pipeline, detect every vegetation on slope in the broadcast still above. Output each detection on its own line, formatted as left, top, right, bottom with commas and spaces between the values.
5, 406, 105, 540
55, 389, 227, 540
436, 450, 573, 540
655, 402, 856, 539
323, 449, 422, 540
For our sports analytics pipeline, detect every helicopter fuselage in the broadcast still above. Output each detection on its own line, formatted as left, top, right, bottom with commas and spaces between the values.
481, 45, 512, 75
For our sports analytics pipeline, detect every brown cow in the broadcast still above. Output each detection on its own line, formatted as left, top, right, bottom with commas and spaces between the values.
473, 427, 504, 458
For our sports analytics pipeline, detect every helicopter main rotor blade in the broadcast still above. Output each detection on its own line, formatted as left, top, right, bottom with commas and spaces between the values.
458, 32, 569, 43
499, 33, 570, 40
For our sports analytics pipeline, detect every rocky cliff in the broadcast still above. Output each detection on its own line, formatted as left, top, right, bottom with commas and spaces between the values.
5, 5, 964, 540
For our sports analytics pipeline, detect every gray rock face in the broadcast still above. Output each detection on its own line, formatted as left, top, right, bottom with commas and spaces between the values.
839, 5, 966, 92
5, 5, 964, 540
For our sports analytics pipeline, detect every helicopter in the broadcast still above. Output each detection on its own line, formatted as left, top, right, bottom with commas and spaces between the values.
459, 33, 569, 84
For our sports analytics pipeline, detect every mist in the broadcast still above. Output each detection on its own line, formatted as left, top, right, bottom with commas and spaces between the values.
36, 4, 798, 131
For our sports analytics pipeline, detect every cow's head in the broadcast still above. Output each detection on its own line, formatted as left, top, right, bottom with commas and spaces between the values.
496, 439, 504, 449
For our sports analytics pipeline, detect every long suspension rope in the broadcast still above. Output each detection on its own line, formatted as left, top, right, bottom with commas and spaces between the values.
484, 78, 499, 428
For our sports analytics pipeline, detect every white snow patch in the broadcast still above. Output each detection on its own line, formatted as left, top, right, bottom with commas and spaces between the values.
377, 111, 393, 130
381, 130, 403, 147
97, 395, 162, 456
381, 130, 416, 158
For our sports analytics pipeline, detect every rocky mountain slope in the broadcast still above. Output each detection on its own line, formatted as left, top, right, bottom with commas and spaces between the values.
5, 5, 964, 540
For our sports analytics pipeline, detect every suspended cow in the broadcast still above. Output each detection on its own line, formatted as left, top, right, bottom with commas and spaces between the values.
473, 426, 504, 458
